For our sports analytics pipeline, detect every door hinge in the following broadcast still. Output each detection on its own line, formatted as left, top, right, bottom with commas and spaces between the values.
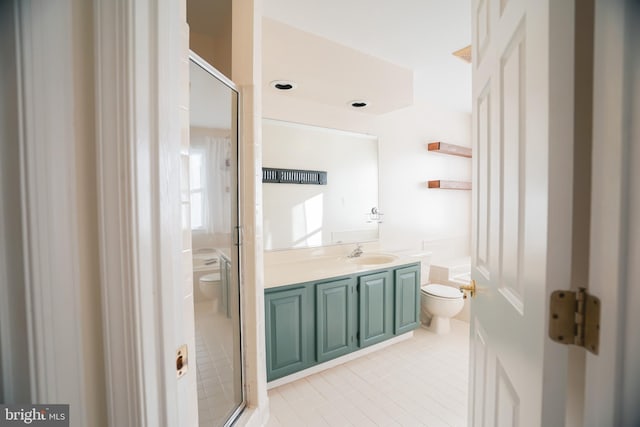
549, 287, 600, 355
234, 226, 243, 246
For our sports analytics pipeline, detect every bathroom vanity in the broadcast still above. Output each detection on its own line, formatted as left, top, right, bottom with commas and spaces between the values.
261, 120, 424, 382
264, 257, 421, 382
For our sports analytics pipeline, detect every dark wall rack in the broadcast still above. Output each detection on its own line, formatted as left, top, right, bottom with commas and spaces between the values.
262, 167, 327, 185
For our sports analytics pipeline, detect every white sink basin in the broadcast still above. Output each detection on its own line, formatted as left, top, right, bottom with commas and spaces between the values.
347, 253, 398, 266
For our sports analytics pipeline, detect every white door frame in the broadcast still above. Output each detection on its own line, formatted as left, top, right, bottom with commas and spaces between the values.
0, 0, 30, 404
586, 0, 640, 425
7, 0, 191, 424
6, 1, 104, 424
9, 0, 194, 424
94, 0, 189, 425
4, 0, 196, 424
6, 1, 271, 426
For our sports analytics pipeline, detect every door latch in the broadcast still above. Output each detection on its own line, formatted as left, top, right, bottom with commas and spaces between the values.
549, 288, 600, 354
459, 279, 476, 298
176, 344, 188, 378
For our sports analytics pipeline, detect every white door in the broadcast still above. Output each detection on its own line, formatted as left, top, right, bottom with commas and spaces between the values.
470, 0, 577, 425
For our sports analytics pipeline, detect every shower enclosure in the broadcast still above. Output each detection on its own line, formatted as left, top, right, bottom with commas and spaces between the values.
189, 53, 244, 426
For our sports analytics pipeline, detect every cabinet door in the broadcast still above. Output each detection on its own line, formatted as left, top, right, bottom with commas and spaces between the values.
316, 278, 355, 363
358, 271, 393, 348
394, 264, 421, 334
265, 287, 312, 381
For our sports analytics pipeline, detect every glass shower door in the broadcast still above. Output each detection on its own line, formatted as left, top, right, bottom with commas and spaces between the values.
189, 54, 243, 426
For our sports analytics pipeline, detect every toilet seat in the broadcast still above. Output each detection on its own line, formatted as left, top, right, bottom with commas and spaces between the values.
201, 272, 221, 283
421, 284, 462, 299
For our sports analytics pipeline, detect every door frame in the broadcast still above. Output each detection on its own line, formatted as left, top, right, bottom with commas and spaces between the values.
94, 0, 189, 425
585, 0, 640, 425
0, 0, 30, 404
5, 0, 270, 426
4, 1, 112, 424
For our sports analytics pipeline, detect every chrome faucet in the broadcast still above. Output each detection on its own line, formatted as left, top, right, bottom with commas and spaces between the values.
348, 243, 363, 258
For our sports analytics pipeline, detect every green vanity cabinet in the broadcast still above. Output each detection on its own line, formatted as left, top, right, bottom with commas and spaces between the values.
358, 271, 394, 348
394, 264, 421, 334
264, 286, 314, 380
316, 277, 357, 363
265, 262, 420, 382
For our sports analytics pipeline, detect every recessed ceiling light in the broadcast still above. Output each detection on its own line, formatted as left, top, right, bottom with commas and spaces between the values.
349, 100, 370, 108
270, 80, 297, 91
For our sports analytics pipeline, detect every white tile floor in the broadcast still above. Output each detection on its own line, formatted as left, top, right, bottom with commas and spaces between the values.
194, 301, 241, 426
266, 319, 470, 427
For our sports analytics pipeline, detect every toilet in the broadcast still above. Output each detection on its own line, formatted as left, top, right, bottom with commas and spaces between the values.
199, 272, 222, 312
420, 283, 464, 334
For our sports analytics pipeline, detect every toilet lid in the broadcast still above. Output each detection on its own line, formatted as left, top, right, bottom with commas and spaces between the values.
201, 272, 221, 282
421, 284, 462, 299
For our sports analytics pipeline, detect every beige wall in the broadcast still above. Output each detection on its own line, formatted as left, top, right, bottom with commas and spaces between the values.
190, 29, 232, 78
188, 0, 233, 78
232, 0, 270, 424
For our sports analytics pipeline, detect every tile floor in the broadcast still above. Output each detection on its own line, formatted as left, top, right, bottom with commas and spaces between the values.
266, 319, 470, 427
195, 301, 242, 426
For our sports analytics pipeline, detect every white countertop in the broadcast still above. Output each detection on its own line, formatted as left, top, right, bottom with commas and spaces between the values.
264, 251, 425, 289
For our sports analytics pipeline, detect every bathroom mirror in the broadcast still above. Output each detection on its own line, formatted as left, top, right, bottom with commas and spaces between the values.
262, 119, 379, 250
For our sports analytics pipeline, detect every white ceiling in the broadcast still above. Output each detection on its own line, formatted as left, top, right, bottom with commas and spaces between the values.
263, 0, 472, 112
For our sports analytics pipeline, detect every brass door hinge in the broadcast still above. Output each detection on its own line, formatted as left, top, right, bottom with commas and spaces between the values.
549, 288, 600, 354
